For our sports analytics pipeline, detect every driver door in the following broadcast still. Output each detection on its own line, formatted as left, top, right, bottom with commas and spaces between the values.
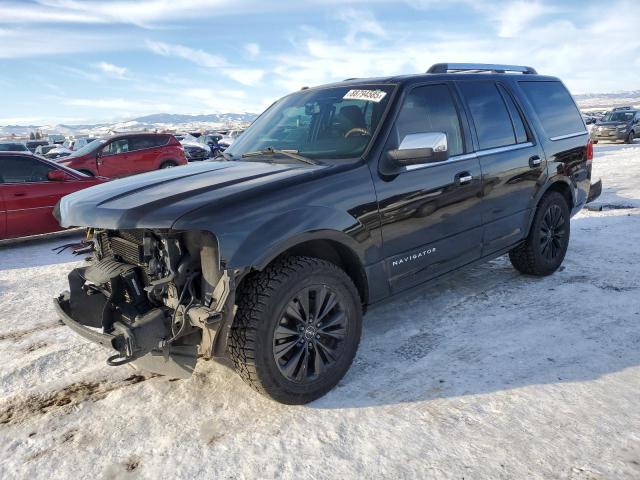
373, 83, 485, 294
0, 155, 61, 238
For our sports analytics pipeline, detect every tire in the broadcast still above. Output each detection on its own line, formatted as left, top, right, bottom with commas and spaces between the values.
160, 160, 177, 169
228, 256, 362, 404
626, 131, 635, 144
509, 191, 570, 276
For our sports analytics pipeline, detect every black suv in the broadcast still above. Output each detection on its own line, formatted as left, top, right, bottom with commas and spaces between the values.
591, 106, 640, 144
54, 63, 600, 404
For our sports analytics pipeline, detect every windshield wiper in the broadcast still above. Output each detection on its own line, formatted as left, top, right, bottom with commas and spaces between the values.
241, 148, 319, 165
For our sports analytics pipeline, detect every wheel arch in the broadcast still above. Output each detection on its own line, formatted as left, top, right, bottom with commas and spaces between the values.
525, 178, 574, 236
235, 233, 369, 307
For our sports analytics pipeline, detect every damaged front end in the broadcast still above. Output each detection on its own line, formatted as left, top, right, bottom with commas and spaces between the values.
54, 229, 237, 378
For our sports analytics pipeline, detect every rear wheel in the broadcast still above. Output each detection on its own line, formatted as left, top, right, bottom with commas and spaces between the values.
228, 256, 362, 404
160, 160, 177, 169
509, 191, 570, 276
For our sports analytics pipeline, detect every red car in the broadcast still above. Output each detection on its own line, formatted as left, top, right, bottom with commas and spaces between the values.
58, 133, 187, 178
0, 153, 106, 240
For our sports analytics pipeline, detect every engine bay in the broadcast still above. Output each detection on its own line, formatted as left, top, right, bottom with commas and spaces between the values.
55, 228, 235, 377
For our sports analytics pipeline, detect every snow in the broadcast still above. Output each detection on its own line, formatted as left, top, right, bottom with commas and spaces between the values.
1, 143, 640, 479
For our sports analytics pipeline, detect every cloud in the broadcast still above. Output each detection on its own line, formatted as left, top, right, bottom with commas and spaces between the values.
245, 42, 260, 58
146, 40, 227, 68
146, 40, 264, 86
337, 8, 388, 43
493, 1, 553, 37
0, 27, 128, 58
224, 68, 265, 86
94, 61, 128, 79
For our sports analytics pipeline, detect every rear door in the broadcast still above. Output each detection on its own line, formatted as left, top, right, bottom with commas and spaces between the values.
0, 155, 62, 238
456, 80, 546, 255
128, 135, 160, 173
374, 82, 484, 293
97, 138, 131, 178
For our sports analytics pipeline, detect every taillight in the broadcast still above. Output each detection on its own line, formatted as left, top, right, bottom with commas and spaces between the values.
586, 138, 593, 164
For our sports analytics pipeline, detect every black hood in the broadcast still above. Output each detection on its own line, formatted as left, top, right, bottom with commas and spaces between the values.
56, 161, 323, 229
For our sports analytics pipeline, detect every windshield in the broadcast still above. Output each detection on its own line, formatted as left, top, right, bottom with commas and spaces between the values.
603, 111, 634, 122
69, 138, 105, 157
226, 85, 395, 160
0, 143, 28, 151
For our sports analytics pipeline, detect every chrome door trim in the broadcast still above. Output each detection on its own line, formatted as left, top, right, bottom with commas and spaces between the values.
549, 131, 588, 141
404, 142, 534, 171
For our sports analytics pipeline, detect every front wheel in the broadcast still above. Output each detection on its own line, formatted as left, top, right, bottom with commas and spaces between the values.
626, 131, 635, 144
228, 256, 362, 404
509, 191, 570, 276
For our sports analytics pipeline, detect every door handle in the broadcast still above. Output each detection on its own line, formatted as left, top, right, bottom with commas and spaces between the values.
529, 155, 542, 168
457, 172, 473, 185
13, 192, 26, 197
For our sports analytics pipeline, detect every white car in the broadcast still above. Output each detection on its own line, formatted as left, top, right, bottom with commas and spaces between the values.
218, 129, 244, 149
64, 137, 98, 151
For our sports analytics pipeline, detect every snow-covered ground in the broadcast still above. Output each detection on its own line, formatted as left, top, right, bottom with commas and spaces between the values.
1, 143, 639, 479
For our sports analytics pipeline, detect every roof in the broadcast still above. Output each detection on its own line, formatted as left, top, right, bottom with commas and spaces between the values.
306, 67, 558, 91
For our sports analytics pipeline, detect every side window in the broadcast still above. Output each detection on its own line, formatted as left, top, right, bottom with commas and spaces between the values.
129, 136, 157, 151
497, 84, 529, 144
518, 81, 585, 139
392, 84, 464, 157
0, 156, 53, 183
153, 135, 169, 147
458, 81, 517, 150
103, 139, 129, 156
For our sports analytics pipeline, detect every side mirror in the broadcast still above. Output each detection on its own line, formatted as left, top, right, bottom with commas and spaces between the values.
47, 170, 67, 181
388, 132, 449, 166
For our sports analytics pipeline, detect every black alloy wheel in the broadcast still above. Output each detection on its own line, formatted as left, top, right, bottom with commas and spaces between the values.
508, 191, 570, 276
273, 285, 348, 383
228, 256, 362, 404
539, 204, 566, 261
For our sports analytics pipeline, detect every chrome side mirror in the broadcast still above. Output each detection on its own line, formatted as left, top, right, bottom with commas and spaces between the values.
388, 132, 449, 166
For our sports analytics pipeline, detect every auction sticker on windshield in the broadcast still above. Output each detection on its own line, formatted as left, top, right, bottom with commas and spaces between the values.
343, 89, 387, 103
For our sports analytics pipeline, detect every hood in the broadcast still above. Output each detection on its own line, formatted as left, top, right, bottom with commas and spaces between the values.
181, 140, 207, 149
595, 121, 628, 127
56, 160, 323, 229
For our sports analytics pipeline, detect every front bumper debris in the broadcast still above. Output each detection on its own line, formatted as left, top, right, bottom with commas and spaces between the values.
587, 179, 602, 204
54, 291, 197, 378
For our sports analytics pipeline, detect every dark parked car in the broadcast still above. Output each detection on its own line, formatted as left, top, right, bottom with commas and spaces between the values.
25, 140, 50, 153
54, 63, 600, 404
591, 106, 639, 144
198, 134, 223, 156
183, 143, 210, 161
58, 133, 187, 178
0, 153, 105, 239
35, 144, 60, 156
0, 142, 29, 152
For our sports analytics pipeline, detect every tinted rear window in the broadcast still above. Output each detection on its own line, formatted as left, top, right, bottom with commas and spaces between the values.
458, 81, 517, 150
519, 81, 585, 139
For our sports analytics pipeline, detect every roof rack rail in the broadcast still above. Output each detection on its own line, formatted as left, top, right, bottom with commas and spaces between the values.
427, 63, 537, 75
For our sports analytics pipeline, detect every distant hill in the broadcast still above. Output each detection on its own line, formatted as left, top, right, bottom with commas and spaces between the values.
132, 113, 257, 124
0, 112, 258, 138
574, 90, 640, 110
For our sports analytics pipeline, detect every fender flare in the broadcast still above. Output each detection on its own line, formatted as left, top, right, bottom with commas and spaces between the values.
223, 206, 369, 270
524, 176, 575, 234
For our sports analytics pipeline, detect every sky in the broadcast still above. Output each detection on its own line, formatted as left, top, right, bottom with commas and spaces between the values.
0, 0, 639, 125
